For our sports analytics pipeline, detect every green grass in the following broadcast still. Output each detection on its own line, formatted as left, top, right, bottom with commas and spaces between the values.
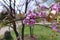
1, 24, 60, 40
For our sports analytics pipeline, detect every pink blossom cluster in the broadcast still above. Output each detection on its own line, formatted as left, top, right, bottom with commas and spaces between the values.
36, 11, 47, 17
23, 10, 36, 26
49, 21, 58, 31
50, 2, 60, 15
23, 2, 60, 26
23, 10, 47, 26
49, 2, 60, 32
49, 21, 60, 33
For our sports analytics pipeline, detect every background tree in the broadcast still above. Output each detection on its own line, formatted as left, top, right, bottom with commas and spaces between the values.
0, 0, 20, 40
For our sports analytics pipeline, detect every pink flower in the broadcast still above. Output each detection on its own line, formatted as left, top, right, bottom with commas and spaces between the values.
23, 10, 36, 26
50, 3, 60, 14
56, 2, 60, 12
40, 5, 47, 11
36, 12, 41, 17
23, 19, 30, 25
36, 11, 47, 17
28, 13, 36, 19
49, 21, 59, 31
52, 27, 58, 31
29, 19, 36, 26
23, 19, 36, 26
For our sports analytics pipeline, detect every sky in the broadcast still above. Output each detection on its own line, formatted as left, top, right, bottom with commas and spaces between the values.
0, 0, 55, 13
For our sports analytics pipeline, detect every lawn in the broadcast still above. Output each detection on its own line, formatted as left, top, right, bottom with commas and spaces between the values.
1, 24, 60, 40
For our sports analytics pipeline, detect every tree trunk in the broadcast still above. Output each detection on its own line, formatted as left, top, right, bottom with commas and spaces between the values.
9, 0, 20, 40
21, 0, 28, 40
12, 21, 20, 40
30, 26, 34, 37
21, 21, 25, 40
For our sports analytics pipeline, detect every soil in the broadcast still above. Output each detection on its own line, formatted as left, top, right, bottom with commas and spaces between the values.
24, 35, 38, 40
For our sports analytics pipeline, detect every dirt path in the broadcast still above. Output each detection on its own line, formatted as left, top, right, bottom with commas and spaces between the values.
0, 26, 11, 36
0, 21, 21, 36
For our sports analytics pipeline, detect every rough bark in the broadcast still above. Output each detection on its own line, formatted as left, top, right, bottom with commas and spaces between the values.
21, 0, 28, 40
12, 21, 19, 40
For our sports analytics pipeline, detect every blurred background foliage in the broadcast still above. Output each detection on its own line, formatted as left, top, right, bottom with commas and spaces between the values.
55, 0, 60, 2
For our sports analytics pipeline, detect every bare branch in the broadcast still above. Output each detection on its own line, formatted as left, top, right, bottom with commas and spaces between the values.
14, 0, 16, 14
35, 0, 47, 4
3, 0, 9, 7
28, 0, 31, 3
0, 2, 9, 11
25, 0, 29, 13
